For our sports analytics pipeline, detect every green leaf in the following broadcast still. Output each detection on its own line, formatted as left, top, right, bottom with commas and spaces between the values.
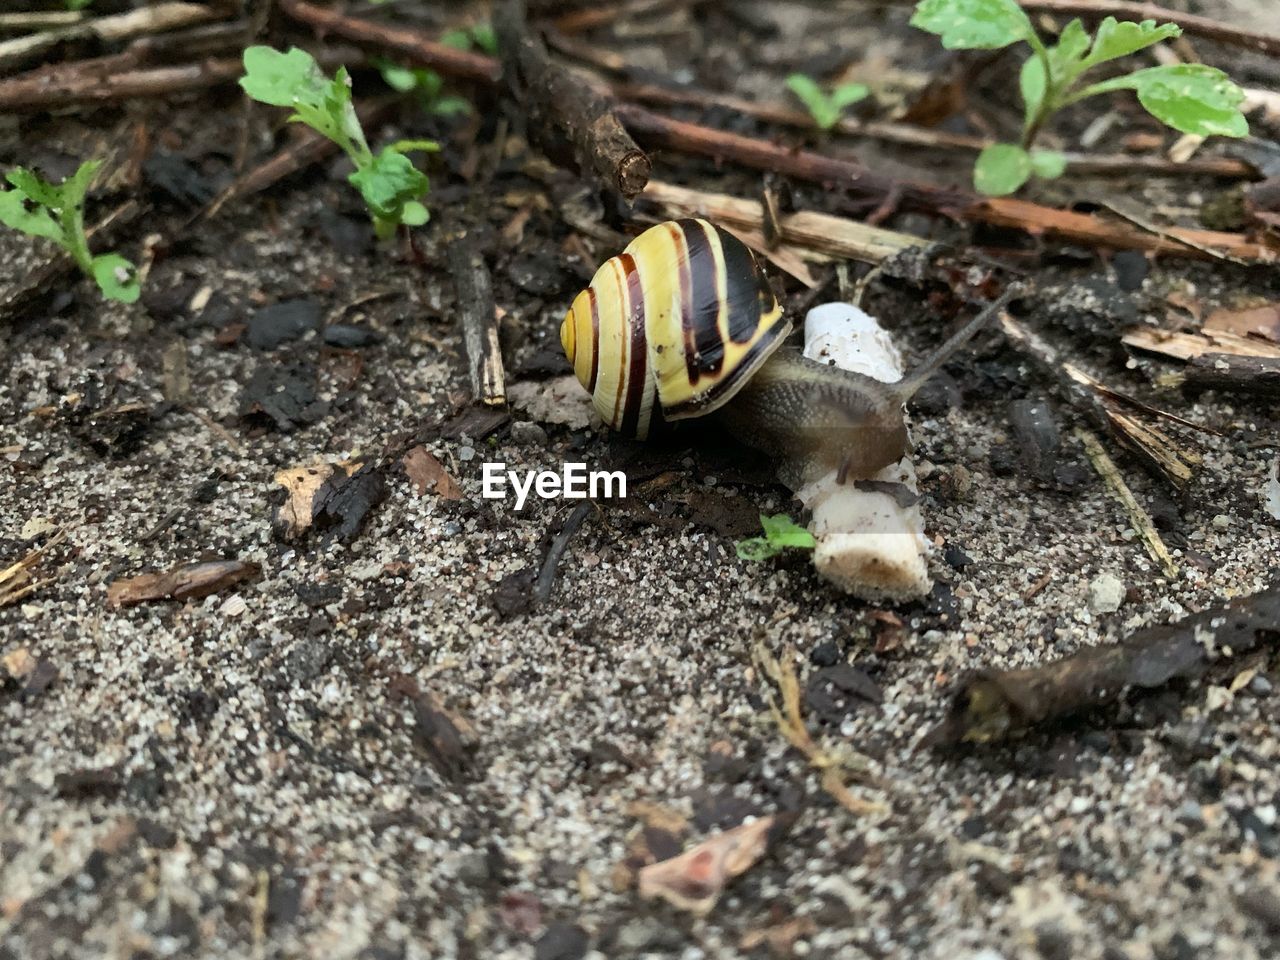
375, 59, 420, 93
60, 158, 102, 209
90, 253, 141, 303
240, 46, 322, 107
400, 200, 429, 226
760, 513, 816, 548
736, 513, 816, 561
429, 95, 473, 117
6, 167, 62, 208
440, 28, 472, 50
910, 0, 1034, 50
470, 24, 498, 55
1084, 17, 1181, 67
830, 82, 869, 109
1088, 64, 1248, 137
974, 143, 1032, 195
1029, 149, 1067, 178
1044, 18, 1092, 88
786, 73, 837, 129
348, 149, 429, 223
0, 188, 62, 242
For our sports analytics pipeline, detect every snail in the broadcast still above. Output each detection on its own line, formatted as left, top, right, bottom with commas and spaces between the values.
561, 218, 1009, 486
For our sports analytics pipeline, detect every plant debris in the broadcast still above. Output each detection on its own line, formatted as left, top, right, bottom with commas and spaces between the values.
273, 461, 388, 543
106, 559, 260, 608
923, 582, 1280, 747
401, 446, 463, 500
636, 815, 777, 916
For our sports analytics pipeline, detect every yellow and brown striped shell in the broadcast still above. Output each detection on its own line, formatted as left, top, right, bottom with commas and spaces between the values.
560, 218, 790, 439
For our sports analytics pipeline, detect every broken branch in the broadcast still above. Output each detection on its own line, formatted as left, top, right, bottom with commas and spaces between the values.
923, 581, 1280, 746
496, 0, 650, 200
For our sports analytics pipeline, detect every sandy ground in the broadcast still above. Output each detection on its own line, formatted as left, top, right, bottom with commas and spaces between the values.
4, 2, 1280, 959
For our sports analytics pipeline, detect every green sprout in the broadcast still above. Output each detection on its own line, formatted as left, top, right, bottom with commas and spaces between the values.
786, 73, 870, 130
240, 46, 440, 241
0, 160, 140, 303
911, 0, 1248, 195
736, 514, 817, 562
374, 24, 494, 117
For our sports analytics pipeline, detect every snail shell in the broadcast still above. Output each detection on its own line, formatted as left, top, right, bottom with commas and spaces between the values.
560, 218, 790, 439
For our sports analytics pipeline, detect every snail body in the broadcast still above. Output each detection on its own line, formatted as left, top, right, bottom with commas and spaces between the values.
561, 219, 1004, 485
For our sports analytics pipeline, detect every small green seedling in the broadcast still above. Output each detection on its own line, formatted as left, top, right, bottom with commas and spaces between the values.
911, 0, 1248, 195
0, 160, 140, 303
240, 46, 440, 241
375, 24, 495, 117
736, 513, 817, 562
786, 73, 870, 131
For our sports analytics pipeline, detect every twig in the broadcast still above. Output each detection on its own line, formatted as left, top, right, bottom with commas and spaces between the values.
0, 45, 359, 113
616, 103, 1279, 262
639, 180, 922, 263
278, 0, 501, 83
752, 643, 888, 817
1001, 313, 1198, 489
496, 0, 650, 200
604, 79, 1257, 181
1182, 354, 1280, 397
1076, 427, 1179, 577
923, 581, 1280, 747
0, 56, 242, 111
1122, 327, 1280, 361
0, 12, 84, 32
534, 501, 595, 604
445, 234, 506, 406
0, 2, 221, 73
1016, 0, 1280, 59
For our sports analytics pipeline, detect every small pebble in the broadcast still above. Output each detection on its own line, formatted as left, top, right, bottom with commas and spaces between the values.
458, 445, 476, 462
1211, 513, 1231, 530
510, 421, 549, 447
1087, 573, 1125, 614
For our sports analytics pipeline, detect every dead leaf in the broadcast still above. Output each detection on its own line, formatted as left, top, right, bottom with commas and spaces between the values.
107, 560, 260, 608
1204, 302, 1280, 343
637, 817, 776, 916
401, 447, 463, 500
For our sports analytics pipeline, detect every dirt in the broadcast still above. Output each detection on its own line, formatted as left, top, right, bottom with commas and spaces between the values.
3, 2, 1280, 959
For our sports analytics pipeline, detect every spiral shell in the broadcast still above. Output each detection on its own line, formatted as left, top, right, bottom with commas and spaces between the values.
560, 218, 789, 438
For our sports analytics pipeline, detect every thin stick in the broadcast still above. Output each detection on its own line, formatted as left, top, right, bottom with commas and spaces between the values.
640, 180, 921, 263
1183, 355, 1280, 397
534, 502, 594, 604
278, 0, 501, 83
616, 104, 1280, 262
446, 236, 507, 406
608, 79, 1256, 181
1017, 0, 1280, 58
1077, 427, 1179, 577
1001, 313, 1198, 488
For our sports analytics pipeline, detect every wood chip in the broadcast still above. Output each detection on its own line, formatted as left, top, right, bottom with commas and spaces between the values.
107, 560, 260, 607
